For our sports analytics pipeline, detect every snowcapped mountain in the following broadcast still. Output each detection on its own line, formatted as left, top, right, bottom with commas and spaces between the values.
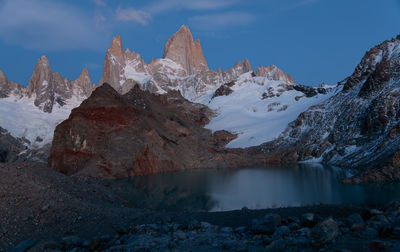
255, 35, 400, 182
98, 25, 295, 101
0, 57, 93, 148
0, 25, 334, 162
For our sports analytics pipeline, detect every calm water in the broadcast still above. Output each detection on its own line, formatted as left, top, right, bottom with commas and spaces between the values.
111, 164, 400, 212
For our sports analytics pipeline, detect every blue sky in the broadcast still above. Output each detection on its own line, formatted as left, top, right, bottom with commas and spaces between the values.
0, 0, 399, 86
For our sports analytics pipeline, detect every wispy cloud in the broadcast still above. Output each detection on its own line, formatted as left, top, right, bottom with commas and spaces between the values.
147, 0, 240, 14
116, 7, 152, 25
0, 0, 108, 51
189, 12, 256, 31
92, 0, 106, 7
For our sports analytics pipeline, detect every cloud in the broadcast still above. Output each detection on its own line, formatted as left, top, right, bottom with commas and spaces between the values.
147, 0, 240, 14
0, 0, 108, 51
189, 12, 256, 31
92, 0, 106, 7
116, 7, 152, 25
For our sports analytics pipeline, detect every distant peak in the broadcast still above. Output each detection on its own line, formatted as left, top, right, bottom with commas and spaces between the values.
39, 55, 50, 65
109, 34, 124, 59
80, 67, 89, 77
163, 25, 208, 74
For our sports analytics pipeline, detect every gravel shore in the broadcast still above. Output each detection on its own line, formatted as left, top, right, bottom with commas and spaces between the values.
1, 162, 400, 251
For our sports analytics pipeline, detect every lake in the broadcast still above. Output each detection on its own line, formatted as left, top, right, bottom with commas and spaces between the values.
110, 163, 400, 212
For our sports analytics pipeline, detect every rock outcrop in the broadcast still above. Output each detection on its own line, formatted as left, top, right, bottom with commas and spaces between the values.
72, 68, 93, 98
49, 83, 265, 178
0, 127, 27, 162
256, 35, 400, 182
163, 25, 208, 75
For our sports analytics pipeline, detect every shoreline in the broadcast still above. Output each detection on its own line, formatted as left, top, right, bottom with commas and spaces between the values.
1, 162, 399, 251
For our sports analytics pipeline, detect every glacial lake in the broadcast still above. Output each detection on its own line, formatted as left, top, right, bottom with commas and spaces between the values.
111, 164, 400, 212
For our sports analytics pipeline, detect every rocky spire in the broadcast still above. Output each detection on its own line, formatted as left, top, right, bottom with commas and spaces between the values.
73, 68, 93, 98
27, 56, 74, 113
163, 25, 208, 75
99, 34, 127, 92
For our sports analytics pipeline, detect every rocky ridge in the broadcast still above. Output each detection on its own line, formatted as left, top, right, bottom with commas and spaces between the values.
98, 25, 295, 101
27, 56, 94, 113
256, 35, 400, 182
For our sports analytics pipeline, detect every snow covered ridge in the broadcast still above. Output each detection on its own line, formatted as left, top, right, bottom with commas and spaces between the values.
256, 35, 400, 170
0, 94, 79, 148
196, 72, 337, 148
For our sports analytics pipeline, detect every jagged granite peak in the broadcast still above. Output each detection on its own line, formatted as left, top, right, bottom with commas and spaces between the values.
99, 35, 126, 92
163, 25, 208, 75
27, 55, 91, 113
256, 65, 295, 85
109, 34, 125, 62
97, 27, 300, 100
0, 70, 25, 98
72, 68, 93, 98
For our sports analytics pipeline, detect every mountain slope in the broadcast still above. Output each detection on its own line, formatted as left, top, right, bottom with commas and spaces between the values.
0, 57, 93, 149
49, 84, 263, 178
197, 72, 336, 148
256, 35, 400, 182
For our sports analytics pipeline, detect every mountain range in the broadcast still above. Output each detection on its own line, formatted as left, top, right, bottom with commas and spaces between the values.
0, 25, 399, 183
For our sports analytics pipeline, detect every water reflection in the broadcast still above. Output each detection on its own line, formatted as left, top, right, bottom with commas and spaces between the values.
110, 163, 400, 212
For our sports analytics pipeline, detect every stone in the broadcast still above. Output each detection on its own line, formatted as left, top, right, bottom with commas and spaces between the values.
251, 215, 277, 234
296, 227, 311, 237
62, 235, 83, 247
365, 240, 392, 252
272, 225, 291, 239
347, 213, 365, 231
301, 213, 321, 228
11, 240, 36, 252
220, 227, 233, 234
174, 230, 187, 240
310, 218, 340, 247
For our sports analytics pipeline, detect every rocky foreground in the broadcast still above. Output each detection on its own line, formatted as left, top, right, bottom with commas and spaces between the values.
1, 162, 400, 252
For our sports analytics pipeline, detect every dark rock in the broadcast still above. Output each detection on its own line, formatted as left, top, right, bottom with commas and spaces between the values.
296, 227, 311, 238
251, 214, 277, 234
265, 239, 292, 252
11, 240, 36, 252
347, 213, 365, 231
358, 227, 379, 239
310, 218, 340, 247
365, 240, 392, 252
272, 225, 291, 239
293, 236, 310, 248
212, 83, 234, 99
301, 213, 321, 228
62, 235, 83, 247
49, 84, 260, 178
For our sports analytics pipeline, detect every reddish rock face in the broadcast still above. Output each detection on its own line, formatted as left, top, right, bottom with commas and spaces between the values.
49, 83, 268, 178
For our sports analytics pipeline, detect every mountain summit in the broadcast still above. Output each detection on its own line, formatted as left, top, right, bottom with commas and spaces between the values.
163, 25, 208, 75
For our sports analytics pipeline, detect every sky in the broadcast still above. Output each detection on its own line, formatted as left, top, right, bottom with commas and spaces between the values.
0, 0, 399, 87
